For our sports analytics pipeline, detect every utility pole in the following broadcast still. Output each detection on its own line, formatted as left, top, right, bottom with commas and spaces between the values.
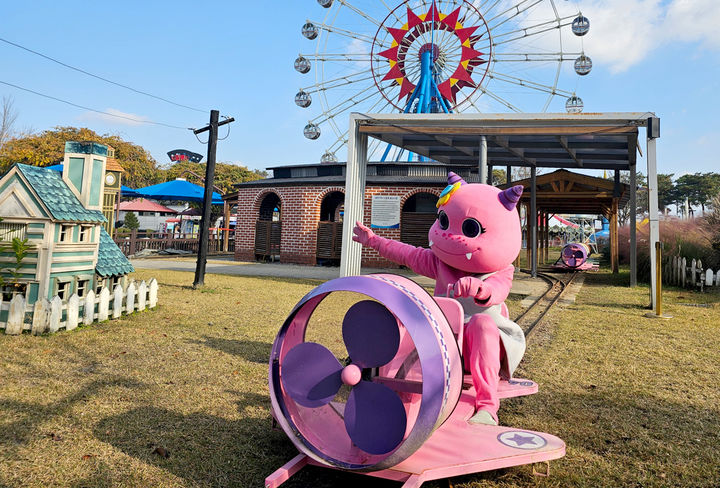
192, 109, 235, 288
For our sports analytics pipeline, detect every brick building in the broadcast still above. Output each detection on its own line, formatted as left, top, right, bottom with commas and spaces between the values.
226, 161, 482, 268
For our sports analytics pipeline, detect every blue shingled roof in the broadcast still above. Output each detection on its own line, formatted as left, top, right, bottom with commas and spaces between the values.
96, 227, 134, 277
15, 164, 105, 223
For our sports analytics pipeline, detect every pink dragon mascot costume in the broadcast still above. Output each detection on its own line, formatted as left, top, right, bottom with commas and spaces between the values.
353, 172, 525, 425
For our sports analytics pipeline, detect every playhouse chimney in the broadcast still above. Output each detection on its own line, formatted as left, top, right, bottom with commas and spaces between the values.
62, 141, 108, 211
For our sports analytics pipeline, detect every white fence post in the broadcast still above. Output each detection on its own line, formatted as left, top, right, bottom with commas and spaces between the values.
126, 281, 136, 314
98, 287, 110, 322
697, 260, 703, 292
690, 259, 696, 287
31, 298, 50, 335
48, 296, 62, 333
67, 294, 79, 331
2, 276, 157, 335
681, 258, 687, 288
671, 256, 676, 285
5, 294, 25, 335
83, 291, 95, 326
113, 284, 123, 319
137, 281, 147, 311
149, 278, 158, 308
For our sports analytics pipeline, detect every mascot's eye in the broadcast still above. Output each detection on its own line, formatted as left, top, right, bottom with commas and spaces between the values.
437, 211, 449, 230
462, 218, 485, 238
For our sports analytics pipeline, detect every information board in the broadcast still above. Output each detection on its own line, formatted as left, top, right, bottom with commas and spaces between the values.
371, 195, 401, 229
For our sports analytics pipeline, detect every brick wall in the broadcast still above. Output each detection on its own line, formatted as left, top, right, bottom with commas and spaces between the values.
233, 183, 442, 268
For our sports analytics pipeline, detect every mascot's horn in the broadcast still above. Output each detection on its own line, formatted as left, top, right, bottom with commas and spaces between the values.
499, 185, 524, 210
447, 172, 467, 186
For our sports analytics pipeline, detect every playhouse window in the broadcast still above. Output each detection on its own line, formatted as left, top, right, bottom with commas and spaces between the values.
111, 276, 122, 289
95, 276, 106, 294
1, 282, 27, 301
76, 279, 90, 298
60, 225, 73, 242
79, 225, 92, 242
56, 280, 71, 300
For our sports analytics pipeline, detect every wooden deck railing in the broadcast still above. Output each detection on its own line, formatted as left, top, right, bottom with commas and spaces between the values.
113, 230, 234, 256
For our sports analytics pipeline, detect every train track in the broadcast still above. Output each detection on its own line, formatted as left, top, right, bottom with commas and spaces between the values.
514, 270, 578, 338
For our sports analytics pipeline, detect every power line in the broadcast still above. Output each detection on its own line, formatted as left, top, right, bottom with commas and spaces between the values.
0, 79, 192, 130
0, 36, 207, 114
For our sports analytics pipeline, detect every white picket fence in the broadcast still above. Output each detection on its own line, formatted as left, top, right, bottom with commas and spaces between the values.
1, 278, 158, 335
663, 256, 719, 292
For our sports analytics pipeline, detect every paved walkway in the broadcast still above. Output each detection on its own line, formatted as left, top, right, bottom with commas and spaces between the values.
130, 256, 549, 297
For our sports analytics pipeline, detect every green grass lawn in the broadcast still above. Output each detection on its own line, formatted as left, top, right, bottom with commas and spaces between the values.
0, 267, 718, 487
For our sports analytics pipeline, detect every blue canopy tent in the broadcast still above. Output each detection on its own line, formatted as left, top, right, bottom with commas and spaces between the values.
135, 178, 223, 205
121, 185, 140, 197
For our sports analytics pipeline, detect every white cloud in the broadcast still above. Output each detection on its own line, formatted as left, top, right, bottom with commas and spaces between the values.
574, 0, 720, 73
664, 0, 720, 49
81, 108, 150, 126
579, 0, 664, 73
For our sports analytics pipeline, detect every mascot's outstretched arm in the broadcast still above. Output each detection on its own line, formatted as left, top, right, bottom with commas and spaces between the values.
352, 221, 439, 279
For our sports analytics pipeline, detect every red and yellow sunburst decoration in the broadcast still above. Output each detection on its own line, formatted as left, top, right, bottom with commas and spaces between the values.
371, 2, 491, 110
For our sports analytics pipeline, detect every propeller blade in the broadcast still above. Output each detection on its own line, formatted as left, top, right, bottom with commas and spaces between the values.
344, 381, 407, 455
342, 300, 400, 368
281, 342, 343, 408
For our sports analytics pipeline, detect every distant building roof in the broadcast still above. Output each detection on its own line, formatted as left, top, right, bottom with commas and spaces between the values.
119, 198, 177, 213
96, 227, 134, 277
106, 158, 125, 172
16, 164, 106, 223
178, 207, 201, 216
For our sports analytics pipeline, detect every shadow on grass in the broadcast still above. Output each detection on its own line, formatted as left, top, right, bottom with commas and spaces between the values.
88, 382, 720, 488
92, 392, 400, 488
188, 335, 271, 364
0, 377, 145, 448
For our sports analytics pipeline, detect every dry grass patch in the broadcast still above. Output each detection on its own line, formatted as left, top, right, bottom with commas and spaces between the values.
1, 268, 718, 487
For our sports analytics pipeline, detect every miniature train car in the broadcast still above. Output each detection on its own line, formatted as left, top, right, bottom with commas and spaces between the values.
266, 274, 565, 487
555, 242, 597, 270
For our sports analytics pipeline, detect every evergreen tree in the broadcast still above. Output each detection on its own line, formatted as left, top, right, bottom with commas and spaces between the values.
124, 211, 140, 230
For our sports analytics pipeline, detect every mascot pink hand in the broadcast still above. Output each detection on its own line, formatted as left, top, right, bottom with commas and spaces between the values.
352, 221, 376, 246
452, 276, 486, 300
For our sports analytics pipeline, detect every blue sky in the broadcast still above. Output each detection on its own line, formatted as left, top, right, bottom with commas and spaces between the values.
1, 0, 718, 178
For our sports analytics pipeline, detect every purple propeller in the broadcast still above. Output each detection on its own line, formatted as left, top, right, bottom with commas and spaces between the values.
280, 300, 407, 455
281, 342, 343, 408
344, 380, 407, 455
342, 301, 400, 368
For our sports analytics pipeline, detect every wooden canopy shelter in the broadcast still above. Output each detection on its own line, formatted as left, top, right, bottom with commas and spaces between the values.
340, 113, 663, 311
501, 169, 630, 273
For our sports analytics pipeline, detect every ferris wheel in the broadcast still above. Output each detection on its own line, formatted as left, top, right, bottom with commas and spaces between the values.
294, 0, 591, 162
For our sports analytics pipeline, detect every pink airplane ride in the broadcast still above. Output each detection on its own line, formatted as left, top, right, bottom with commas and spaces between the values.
266, 173, 565, 487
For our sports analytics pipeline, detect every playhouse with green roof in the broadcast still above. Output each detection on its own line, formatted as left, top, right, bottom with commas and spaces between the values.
0, 141, 133, 306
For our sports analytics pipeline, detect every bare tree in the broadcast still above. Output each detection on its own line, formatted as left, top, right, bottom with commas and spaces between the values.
0, 96, 19, 150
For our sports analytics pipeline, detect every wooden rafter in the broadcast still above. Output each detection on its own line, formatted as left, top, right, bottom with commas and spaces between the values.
491, 136, 536, 166
434, 136, 475, 157
558, 136, 583, 167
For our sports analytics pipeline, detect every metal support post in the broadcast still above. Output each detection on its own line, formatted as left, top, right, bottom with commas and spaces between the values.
479, 135, 487, 185
647, 132, 660, 310
530, 167, 537, 278
340, 114, 368, 277
630, 164, 637, 287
